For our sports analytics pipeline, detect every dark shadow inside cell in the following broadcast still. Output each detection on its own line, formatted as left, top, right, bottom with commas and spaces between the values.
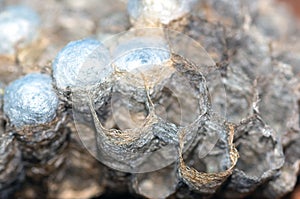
235, 118, 281, 177
104, 91, 150, 131
153, 86, 182, 126
182, 120, 231, 174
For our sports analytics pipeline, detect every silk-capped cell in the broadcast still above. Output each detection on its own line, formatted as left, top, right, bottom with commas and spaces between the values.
52, 38, 112, 91
4, 73, 59, 128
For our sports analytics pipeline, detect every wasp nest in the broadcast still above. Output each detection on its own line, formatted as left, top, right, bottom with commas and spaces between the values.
0, 0, 299, 199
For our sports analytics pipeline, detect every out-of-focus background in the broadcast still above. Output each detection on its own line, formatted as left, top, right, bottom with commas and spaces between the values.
279, 1, 300, 198
280, 0, 300, 18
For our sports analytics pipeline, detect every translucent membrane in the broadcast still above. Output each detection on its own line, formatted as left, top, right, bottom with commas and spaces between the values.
73, 28, 227, 173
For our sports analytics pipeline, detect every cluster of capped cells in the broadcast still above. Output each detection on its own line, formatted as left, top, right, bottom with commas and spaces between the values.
0, 0, 299, 199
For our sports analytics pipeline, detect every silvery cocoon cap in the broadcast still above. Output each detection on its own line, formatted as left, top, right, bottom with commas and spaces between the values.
113, 37, 170, 71
127, 0, 197, 25
0, 5, 40, 55
53, 38, 113, 126
52, 38, 112, 91
4, 73, 68, 171
112, 36, 172, 99
4, 73, 59, 128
